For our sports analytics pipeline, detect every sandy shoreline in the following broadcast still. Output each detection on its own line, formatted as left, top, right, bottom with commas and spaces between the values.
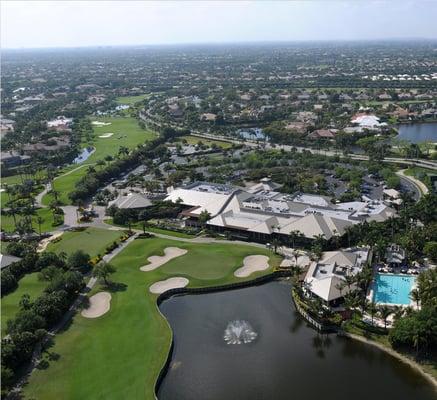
339, 332, 437, 390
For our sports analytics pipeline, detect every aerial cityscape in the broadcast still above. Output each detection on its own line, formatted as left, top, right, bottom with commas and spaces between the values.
0, 1, 436, 399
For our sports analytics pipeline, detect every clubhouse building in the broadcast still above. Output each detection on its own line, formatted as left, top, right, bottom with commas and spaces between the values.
165, 178, 396, 242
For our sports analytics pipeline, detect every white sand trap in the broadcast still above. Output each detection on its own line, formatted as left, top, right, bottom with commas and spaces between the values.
234, 255, 270, 278
92, 121, 111, 126
140, 247, 187, 272
149, 277, 189, 294
81, 292, 111, 318
37, 231, 63, 253
98, 132, 114, 138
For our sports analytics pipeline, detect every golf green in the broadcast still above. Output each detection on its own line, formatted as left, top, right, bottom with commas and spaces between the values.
24, 237, 282, 399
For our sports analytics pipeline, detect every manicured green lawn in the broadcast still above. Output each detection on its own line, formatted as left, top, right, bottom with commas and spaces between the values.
47, 227, 125, 258
116, 94, 149, 105
43, 165, 91, 205
24, 237, 281, 400
1, 273, 46, 337
1, 208, 61, 233
42, 116, 156, 205
105, 218, 196, 239
178, 135, 232, 149
1, 227, 128, 337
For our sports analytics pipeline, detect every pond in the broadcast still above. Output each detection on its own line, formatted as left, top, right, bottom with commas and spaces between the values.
158, 281, 435, 400
238, 127, 269, 141
395, 122, 437, 144
73, 146, 95, 164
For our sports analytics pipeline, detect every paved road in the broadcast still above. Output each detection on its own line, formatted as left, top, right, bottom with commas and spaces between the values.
140, 111, 437, 170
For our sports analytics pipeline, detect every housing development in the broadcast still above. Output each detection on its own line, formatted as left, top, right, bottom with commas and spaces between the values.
1, 8, 436, 399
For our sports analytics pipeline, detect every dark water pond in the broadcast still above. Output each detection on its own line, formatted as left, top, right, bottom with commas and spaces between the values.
396, 122, 437, 143
158, 281, 436, 400
73, 146, 95, 164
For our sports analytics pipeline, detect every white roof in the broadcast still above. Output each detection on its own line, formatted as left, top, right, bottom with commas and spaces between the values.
351, 114, 387, 128
169, 179, 396, 238
304, 248, 368, 302
109, 193, 152, 209
165, 187, 234, 216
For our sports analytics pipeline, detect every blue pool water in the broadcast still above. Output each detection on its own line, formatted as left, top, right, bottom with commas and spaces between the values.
373, 274, 415, 305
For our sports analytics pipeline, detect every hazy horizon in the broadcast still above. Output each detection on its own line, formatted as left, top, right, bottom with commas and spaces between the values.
2, 1, 437, 50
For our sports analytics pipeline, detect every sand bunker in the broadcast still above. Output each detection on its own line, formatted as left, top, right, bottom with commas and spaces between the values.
81, 292, 111, 318
37, 231, 63, 253
140, 247, 187, 272
98, 132, 114, 138
92, 121, 111, 126
234, 255, 270, 278
149, 277, 189, 294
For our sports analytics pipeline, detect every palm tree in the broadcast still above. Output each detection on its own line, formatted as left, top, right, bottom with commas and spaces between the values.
366, 301, 378, 325
118, 146, 129, 158
313, 233, 326, 249
36, 216, 44, 237
289, 230, 302, 249
96, 159, 106, 169
392, 305, 405, 322
410, 288, 420, 308
377, 305, 392, 330
344, 274, 356, 292
291, 250, 300, 267
271, 238, 281, 254
198, 210, 211, 227
344, 292, 359, 312
335, 281, 346, 298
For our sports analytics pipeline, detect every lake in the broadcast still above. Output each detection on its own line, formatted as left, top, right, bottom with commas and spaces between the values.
238, 127, 269, 141
73, 146, 95, 164
395, 122, 437, 143
158, 281, 436, 400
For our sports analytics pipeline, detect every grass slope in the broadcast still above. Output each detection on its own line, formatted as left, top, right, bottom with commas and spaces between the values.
116, 94, 150, 105
1, 208, 60, 233
178, 135, 233, 149
1, 273, 46, 337
1, 227, 126, 337
24, 237, 281, 400
42, 117, 156, 206
46, 227, 125, 258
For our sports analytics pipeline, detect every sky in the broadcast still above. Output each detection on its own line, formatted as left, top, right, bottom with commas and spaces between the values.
1, 1, 436, 49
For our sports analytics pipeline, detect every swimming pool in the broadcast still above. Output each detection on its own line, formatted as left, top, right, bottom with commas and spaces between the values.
373, 274, 416, 305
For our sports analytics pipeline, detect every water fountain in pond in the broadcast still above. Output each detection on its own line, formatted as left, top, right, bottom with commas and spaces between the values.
223, 320, 257, 345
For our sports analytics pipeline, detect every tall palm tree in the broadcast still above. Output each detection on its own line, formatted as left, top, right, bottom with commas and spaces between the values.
410, 288, 420, 308
377, 305, 392, 330
271, 238, 281, 254
366, 301, 378, 325
36, 216, 44, 237
289, 230, 302, 249
392, 305, 405, 322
